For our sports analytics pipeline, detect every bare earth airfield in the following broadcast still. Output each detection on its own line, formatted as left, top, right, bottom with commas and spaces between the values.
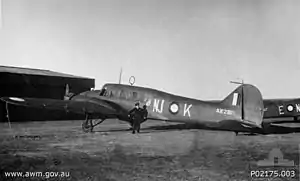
0, 119, 299, 181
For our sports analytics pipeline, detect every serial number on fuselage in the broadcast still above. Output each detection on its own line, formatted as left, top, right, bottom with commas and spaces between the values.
216, 108, 234, 115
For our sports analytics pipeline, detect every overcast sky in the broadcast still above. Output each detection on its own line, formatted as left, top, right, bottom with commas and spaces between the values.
0, 0, 300, 99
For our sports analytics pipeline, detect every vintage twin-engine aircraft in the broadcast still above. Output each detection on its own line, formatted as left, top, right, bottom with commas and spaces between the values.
0, 83, 265, 135
263, 98, 300, 121
210, 97, 300, 125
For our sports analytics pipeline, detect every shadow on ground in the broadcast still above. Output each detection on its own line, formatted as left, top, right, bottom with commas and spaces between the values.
142, 122, 300, 135
95, 122, 300, 136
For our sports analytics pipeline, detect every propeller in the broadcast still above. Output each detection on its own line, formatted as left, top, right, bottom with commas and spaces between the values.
63, 84, 74, 100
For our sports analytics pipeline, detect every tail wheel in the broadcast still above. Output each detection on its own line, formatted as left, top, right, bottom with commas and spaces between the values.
261, 122, 270, 135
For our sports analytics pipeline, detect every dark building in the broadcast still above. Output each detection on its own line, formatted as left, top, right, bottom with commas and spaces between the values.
0, 66, 95, 122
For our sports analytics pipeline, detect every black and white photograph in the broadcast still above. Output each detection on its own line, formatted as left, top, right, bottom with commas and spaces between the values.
0, 0, 300, 180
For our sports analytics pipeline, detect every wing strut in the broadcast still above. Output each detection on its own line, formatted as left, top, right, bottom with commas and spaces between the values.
5, 102, 11, 129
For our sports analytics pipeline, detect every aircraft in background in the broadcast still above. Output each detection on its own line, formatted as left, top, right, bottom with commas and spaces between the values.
263, 98, 300, 121
0, 83, 265, 135
208, 97, 300, 126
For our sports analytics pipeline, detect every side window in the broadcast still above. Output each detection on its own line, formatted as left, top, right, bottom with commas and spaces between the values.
132, 92, 138, 100
125, 91, 131, 100
120, 90, 126, 99
105, 91, 110, 97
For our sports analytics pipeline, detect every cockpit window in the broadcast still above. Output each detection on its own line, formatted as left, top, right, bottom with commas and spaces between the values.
99, 88, 107, 96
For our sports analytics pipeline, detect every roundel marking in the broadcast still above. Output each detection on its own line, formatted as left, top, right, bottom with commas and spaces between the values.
287, 104, 294, 112
169, 102, 179, 114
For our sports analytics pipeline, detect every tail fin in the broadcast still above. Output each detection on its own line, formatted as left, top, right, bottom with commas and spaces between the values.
221, 84, 264, 127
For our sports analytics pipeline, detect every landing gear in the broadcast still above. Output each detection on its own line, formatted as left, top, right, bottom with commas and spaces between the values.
82, 114, 105, 133
235, 131, 238, 136
261, 122, 270, 135
82, 115, 93, 133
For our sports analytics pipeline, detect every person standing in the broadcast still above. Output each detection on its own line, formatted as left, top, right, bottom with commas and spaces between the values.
128, 102, 143, 134
141, 105, 148, 124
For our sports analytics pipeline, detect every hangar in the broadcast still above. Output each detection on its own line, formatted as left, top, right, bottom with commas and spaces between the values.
0, 66, 95, 122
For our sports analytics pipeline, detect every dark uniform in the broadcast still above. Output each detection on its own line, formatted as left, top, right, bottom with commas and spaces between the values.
128, 103, 143, 134
141, 105, 148, 124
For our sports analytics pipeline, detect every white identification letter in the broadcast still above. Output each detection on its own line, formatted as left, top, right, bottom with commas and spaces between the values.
278, 105, 284, 115
296, 104, 300, 112
153, 99, 164, 113
153, 99, 160, 112
183, 104, 192, 117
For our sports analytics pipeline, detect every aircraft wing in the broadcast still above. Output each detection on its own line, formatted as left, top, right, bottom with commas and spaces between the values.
0, 97, 118, 116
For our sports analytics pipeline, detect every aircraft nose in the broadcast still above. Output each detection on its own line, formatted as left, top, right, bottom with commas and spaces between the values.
0, 97, 11, 102
0, 97, 26, 104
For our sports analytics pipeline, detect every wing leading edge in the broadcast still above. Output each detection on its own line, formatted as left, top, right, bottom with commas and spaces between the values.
0, 97, 117, 116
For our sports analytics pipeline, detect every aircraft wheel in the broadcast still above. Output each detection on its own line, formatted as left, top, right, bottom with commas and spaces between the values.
82, 119, 93, 133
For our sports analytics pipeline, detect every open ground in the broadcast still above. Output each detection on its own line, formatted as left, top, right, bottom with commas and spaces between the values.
0, 119, 299, 181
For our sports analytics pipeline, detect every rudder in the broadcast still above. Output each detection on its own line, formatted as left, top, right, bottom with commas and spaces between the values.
221, 84, 264, 127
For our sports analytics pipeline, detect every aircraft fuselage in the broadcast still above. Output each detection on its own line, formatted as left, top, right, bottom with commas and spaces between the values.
263, 99, 300, 120
0, 83, 265, 134
72, 83, 263, 132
